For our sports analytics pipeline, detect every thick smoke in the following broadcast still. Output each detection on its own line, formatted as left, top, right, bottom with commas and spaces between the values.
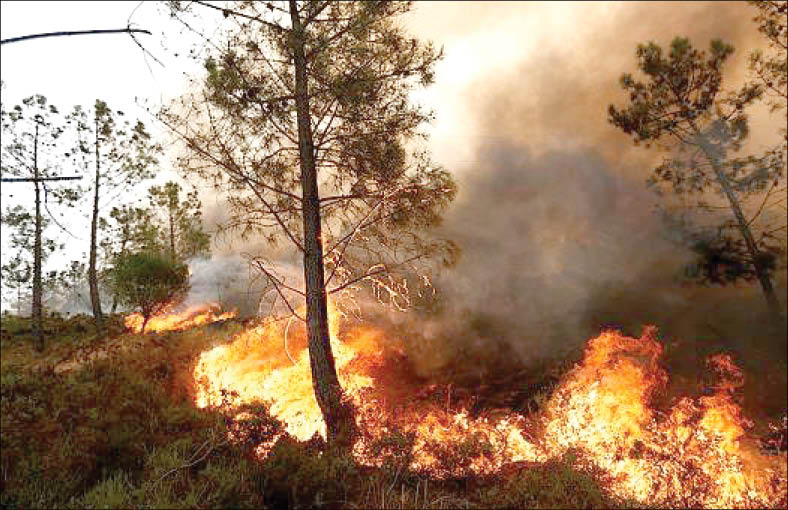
388, 1, 787, 383
392, 143, 686, 378
435, 144, 688, 352
185, 254, 306, 318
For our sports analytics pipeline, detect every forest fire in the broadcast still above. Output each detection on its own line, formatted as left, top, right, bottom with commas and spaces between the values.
125, 302, 238, 334
192, 309, 787, 508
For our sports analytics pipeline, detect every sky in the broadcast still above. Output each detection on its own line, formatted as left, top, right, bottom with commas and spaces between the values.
1, 1, 785, 345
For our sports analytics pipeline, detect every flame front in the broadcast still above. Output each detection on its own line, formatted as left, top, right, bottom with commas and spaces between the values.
125, 302, 237, 334
192, 310, 786, 508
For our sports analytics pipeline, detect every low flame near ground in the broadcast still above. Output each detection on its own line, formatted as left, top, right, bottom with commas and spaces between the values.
185, 304, 786, 508
124, 303, 238, 334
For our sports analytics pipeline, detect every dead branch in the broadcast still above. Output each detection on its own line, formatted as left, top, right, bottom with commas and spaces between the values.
1, 28, 151, 45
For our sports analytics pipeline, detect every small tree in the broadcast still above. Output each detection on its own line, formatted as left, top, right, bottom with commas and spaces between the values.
109, 252, 190, 333
608, 37, 785, 320
1, 250, 32, 315
100, 204, 163, 312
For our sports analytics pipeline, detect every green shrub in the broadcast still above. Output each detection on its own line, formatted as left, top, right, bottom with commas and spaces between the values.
260, 435, 359, 508
109, 252, 189, 333
73, 471, 134, 509
477, 453, 615, 509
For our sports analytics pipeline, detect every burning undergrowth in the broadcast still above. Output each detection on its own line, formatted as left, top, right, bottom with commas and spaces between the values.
188, 304, 786, 509
125, 302, 238, 334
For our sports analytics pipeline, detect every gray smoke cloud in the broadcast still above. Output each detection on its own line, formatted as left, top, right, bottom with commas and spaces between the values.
385, 1, 787, 381
404, 144, 687, 370
185, 255, 258, 315
184, 253, 306, 318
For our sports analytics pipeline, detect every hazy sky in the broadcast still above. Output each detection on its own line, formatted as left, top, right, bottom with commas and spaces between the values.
0, 1, 775, 190
1, 1, 783, 316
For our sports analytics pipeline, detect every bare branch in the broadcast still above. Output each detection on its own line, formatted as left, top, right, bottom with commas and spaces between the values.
1, 28, 151, 45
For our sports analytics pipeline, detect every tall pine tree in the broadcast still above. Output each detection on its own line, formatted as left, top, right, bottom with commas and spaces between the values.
161, 1, 456, 445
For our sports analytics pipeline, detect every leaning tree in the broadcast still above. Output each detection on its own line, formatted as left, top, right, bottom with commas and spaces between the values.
160, 0, 457, 445
609, 37, 785, 321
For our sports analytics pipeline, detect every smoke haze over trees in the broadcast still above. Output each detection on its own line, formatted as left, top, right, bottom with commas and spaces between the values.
190, 2, 785, 371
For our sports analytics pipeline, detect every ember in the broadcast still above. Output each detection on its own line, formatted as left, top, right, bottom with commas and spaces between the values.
193, 308, 787, 508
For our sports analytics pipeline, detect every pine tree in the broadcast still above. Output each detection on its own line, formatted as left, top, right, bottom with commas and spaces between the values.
161, 1, 456, 445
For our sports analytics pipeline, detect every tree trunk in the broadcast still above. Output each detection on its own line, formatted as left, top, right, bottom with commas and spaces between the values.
88, 117, 104, 332
111, 238, 128, 314
169, 207, 176, 260
696, 133, 783, 321
289, 0, 354, 447
32, 122, 44, 352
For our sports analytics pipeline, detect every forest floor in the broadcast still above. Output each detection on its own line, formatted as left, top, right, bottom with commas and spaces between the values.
0, 311, 785, 509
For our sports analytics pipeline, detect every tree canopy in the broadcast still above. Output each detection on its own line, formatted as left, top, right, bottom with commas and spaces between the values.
161, 1, 457, 313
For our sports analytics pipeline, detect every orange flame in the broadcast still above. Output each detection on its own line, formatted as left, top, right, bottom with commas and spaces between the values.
192, 310, 786, 508
125, 302, 238, 334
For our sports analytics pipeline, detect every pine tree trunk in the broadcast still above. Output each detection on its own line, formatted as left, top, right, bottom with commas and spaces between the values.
88, 119, 104, 332
696, 133, 783, 321
289, 0, 354, 447
111, 238, 128, 314
32, 122, 44, 352
169, 208, 176, 260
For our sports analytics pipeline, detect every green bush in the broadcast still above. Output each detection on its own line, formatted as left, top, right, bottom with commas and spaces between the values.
109, 252, 189, 333
477, 453, 616, 509
260, 435, 359, 508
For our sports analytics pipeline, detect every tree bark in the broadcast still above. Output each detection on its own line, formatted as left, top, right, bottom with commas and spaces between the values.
111, 238, 128, 314
168, 203, 176, 259
32, 122, 44, 352
88, 116, 104, 332
696, 132, 783, 321
289, 0, 354, 447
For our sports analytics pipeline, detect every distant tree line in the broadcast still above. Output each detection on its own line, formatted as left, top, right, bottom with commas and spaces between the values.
1, 95, 211, 348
